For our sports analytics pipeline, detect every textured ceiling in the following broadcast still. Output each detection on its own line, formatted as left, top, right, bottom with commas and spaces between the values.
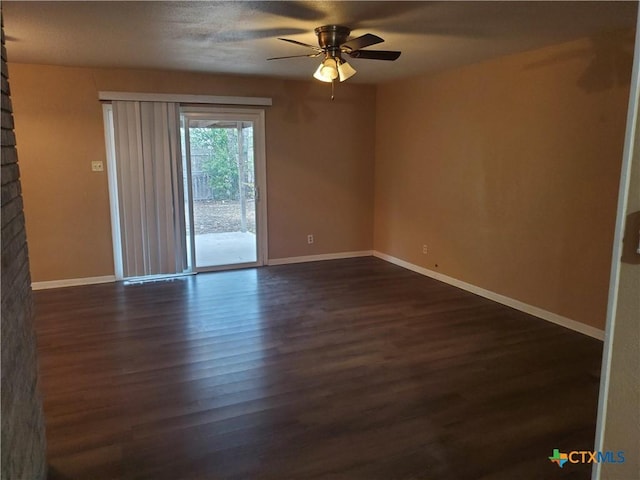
3, 1, 638, 84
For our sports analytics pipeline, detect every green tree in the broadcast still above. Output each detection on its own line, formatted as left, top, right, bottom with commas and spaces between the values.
189, 127, 239, 200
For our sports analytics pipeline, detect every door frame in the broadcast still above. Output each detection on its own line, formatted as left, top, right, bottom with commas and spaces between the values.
181, 107, 268, 272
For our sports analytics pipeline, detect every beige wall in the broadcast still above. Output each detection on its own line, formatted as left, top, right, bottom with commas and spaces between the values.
374, 34, 632, 329
9, 64, 376, 281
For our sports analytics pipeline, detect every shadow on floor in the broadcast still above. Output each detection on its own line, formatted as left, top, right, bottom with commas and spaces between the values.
48, 465, 74, 480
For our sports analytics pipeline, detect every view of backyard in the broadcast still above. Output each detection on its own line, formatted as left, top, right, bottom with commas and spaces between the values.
186, 121, 258, 267
192, 199, 256, 235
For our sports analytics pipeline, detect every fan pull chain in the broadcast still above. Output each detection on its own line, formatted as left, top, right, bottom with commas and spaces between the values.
331, 79, 335, 101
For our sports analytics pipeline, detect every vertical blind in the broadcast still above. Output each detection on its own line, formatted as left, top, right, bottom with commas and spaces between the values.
111, 101, 187, 278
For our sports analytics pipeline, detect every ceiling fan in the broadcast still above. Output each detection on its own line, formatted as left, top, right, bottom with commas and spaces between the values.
268, 25, 401, 97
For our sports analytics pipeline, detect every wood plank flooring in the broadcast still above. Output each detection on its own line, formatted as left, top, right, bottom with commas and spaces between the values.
34, 257, 603, 480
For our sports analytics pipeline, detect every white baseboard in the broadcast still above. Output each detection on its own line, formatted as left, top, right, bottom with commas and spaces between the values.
373, 251, 605, 341
267, 250, 373, 266
31, 275, 116, 291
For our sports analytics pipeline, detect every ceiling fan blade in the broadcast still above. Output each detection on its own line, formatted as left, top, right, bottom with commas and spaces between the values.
267, 53, 322, 60
349, 50, 401, 61
341, 33, 384, 52
278, 38, 322, 51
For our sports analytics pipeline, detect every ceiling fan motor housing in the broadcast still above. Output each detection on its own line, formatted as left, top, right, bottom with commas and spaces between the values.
315, 25, 351, 54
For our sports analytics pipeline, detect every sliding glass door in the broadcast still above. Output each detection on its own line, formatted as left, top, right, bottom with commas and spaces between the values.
182, 109, 267, 271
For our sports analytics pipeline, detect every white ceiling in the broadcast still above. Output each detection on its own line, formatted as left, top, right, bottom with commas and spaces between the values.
3, 1, 638, 84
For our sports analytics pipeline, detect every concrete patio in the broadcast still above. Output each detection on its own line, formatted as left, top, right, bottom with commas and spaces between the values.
193, 231, 257, 267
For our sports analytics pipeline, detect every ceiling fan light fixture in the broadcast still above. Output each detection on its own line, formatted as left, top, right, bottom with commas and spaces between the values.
313, 57, 339, 82
337, 59, 357, 82
312, 63, 332, 82
273, 25, 402, 89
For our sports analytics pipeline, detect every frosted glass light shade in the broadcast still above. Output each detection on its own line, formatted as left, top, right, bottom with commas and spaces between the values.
313, 58, 338, 82
337, 61, 357, 82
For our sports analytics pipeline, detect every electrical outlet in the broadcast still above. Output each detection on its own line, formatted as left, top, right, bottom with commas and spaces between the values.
91, 161, 104, 172
422, 244, 428, 254
307, 234, 314, 244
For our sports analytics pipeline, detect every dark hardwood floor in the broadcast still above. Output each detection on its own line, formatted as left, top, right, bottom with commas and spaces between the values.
34, 257, 603, 480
